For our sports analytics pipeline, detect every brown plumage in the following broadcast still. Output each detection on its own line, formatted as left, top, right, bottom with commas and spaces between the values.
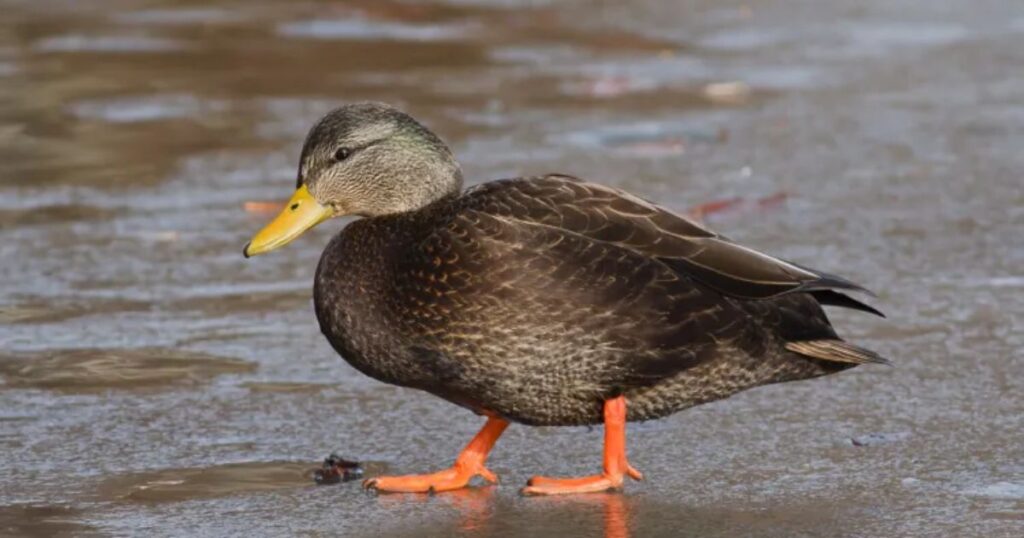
313, 174, 887, 426
244, 102, 888, 494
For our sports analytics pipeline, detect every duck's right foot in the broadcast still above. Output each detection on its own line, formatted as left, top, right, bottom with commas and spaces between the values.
520, 396, 643, 496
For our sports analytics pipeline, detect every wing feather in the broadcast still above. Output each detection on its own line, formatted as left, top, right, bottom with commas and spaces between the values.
464, 175, 880, 306
409, 208, 743, 386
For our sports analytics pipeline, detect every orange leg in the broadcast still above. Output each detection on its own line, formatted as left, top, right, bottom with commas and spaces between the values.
522, 396, 643, 495
364, 417, 509, 493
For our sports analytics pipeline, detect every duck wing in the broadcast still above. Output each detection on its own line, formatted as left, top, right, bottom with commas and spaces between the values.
463, 175, 880, 311
407, 206, 752, 386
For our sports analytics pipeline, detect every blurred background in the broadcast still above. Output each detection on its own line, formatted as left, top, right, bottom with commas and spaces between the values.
1, 0, 1021, 536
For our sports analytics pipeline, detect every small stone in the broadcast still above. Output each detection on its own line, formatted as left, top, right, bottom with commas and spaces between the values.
850, 431, 910, 447
313, 453, 363, 486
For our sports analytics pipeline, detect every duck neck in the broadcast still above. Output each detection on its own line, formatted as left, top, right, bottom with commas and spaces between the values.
411, 165, 463, 211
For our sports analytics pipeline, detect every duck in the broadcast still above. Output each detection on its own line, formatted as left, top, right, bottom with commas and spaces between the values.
243, 102, 888, 496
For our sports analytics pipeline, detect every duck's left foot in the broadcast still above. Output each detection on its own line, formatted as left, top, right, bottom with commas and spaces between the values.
314, 453, 363, 485
363, 417, 509, 494
521, 396, 642, 496
363, 463, 497, 493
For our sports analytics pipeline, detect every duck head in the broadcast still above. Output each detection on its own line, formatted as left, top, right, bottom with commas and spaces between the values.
243, 102, 463, 257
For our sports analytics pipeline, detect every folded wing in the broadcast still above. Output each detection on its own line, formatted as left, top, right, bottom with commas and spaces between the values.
462, 175, 881, 313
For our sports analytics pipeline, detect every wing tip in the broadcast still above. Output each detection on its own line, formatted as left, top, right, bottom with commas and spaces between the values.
805, 274, 878, 298
788, 263, 879, 298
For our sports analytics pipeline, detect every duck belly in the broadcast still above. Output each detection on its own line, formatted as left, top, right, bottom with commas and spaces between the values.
435, 344, 843, 427
623, 346, 845, 423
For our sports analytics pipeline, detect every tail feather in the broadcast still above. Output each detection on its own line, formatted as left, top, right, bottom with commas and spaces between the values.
810, 290, 885, 318
786, 340, 890, 366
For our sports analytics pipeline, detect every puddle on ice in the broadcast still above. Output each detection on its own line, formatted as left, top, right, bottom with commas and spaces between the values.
0, 348, 256, 391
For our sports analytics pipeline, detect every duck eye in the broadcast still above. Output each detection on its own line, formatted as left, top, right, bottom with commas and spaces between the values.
334, 147, 352, 161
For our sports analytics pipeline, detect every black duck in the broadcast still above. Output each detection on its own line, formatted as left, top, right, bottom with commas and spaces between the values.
243, 102, 887, 495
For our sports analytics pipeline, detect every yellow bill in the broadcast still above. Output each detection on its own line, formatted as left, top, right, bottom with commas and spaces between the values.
243, 185, 333, 257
